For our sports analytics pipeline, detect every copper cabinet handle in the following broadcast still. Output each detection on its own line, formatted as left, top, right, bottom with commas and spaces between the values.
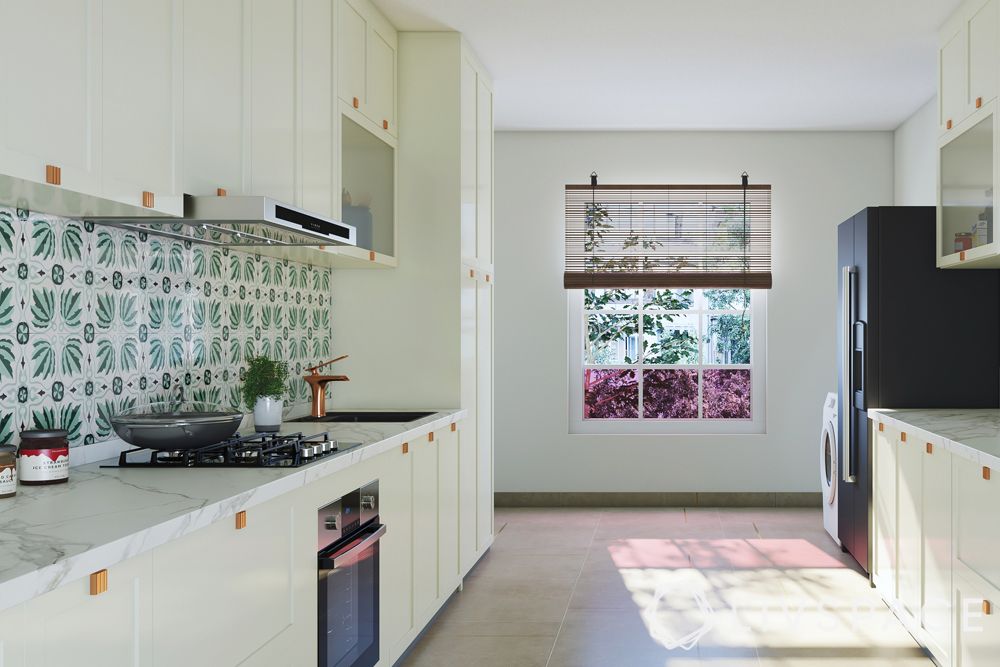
90, 569, 108, 596
428, 431, 434, 442
960, 251, 967, 261
976, 97, 983, 109
878, 422, 884, 432
382, 119, 389, 130
401, 442, 409, 454
353, 96, 359, 109
45, 164, 62, 185
985, 466, 992, 481
947, 119, 953, 130
142, 191, 155, 208
984, 599, 993, 615
235, 510, 247, 530
926, 442, 933, 454
369, 251, 376, 261
900, 432, 907, 443
450, 422, 457, 432
217, 187, 227, 197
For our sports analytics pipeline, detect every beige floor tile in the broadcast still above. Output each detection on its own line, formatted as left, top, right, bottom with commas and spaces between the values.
465, 550, 587, 584
401, 633, 556, 667
433, 577, 575, 624
427, 619, 561, 638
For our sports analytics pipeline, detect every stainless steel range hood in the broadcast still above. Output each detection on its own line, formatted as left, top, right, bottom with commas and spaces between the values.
89, 195, 357, 248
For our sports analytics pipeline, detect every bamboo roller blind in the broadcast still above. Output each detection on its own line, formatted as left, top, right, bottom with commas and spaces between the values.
564, 183, 772, 289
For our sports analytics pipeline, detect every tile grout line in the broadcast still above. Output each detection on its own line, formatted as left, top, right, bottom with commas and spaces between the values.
543, 510, 603, 667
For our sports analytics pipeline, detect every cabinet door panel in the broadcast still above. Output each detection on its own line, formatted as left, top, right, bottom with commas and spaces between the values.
459, 272, 479, 573
367, 25, 396, 133
24, 553, 152, 667
872, 425, 898, 599
0, 603, 24, 667
182, 0, 244, 195
476, 80, 493, 265
412, 433, 439, 621
380, 447, 414, 662
955, 567, 1000, 666
247, 0, 296, 203
338, 0, 367, 109
0, 0, 100, 192
476, 281, 494, 550
955, 456, 1000, 589
151, 499, 293, 667
438, 425, 461, 597
102, 0, 182, 215
896, 434, 922, 623
922, 444, 951, 663
969, 0, 999, 108
460, 61, 478, 261
940, 27, 969, 130
300, 0, 334, 215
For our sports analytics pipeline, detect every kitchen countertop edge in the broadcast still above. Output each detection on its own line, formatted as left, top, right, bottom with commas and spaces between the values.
0, 409, 466, 613
868, 408, 1000, 470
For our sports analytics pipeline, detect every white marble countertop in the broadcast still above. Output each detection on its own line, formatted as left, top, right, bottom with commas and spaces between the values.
868, 408, 1000, 470
0, 409, 465, 613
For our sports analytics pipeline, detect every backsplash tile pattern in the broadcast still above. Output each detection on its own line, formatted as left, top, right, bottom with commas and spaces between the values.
0, 207, 334, 448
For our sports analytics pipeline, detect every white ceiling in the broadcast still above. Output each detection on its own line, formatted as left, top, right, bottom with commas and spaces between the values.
373, 0, 961, 131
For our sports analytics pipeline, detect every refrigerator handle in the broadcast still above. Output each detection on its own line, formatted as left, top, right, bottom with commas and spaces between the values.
842, 265, 857, 484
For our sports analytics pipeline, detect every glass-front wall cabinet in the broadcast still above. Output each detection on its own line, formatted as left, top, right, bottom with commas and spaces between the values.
341, 115, 395, 256
940, 112, 994, 263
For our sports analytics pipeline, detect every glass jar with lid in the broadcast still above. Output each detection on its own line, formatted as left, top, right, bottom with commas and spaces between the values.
0, 444, 16, 498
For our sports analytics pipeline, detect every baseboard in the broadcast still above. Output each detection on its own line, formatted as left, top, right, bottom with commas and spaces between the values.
494, 491, 822, 508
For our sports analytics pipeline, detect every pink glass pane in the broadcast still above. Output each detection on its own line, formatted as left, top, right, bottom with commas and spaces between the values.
642, 369, 698, 419
584, 369, 638, 419
703, 369, 751, 419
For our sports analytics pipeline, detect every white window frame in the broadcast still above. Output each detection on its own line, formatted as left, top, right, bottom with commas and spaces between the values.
568, 289, 767, 435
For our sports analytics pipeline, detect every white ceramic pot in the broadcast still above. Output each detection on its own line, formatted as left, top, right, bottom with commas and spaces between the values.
253, 396, 283, 432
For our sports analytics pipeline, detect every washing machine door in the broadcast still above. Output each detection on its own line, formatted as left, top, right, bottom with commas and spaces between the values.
821, 421, 838, 505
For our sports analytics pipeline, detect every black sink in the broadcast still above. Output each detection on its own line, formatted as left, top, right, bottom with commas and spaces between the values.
291, 411, 434, 423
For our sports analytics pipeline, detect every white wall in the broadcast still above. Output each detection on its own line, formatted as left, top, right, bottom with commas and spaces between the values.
893, 96, 938, 205
494, 131, 894, 492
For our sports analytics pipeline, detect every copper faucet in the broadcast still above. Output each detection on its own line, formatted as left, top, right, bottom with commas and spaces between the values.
303, 355, 350, 418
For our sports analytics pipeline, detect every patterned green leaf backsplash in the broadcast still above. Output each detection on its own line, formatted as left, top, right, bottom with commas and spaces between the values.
0, 206, 335, 448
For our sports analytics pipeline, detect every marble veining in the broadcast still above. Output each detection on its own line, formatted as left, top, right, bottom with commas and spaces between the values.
868, 408, 1000, 469
0, 409, 465, 612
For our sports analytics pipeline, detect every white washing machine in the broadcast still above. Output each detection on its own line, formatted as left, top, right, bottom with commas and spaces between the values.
820, 392, 839, 545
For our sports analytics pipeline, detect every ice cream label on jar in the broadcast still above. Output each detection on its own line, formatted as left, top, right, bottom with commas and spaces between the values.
18, 448, 69, 482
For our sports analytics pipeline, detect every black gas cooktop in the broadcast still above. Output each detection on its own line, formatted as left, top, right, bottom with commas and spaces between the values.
101, 431, 363, 469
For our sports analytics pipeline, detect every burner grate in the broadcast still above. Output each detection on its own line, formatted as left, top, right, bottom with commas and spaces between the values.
101, 431, 362, 469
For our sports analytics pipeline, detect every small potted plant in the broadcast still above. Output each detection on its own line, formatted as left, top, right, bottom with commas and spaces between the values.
242, 356, 290, 432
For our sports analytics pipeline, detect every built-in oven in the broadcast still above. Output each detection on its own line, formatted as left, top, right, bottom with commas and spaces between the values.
318, 480, 384, 667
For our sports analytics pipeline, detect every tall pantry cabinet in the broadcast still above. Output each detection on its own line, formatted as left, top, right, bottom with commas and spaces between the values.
331, 32, 495, 573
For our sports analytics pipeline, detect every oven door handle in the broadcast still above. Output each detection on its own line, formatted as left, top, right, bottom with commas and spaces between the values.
319, 523, 386, 571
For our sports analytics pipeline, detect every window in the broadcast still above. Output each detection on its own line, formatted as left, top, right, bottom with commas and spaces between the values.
569, 288, 766, 434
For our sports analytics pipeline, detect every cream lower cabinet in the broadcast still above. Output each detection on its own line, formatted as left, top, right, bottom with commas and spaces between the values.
151, 493, 298, 667
22, 552, 153, 667
412, 431, 440, 622
955, 566, 1000, 666
0, 602, 24, 667
922, 440, 953, 663
896, 430, 923, 626
438, 425, 461, 598
872, 423, 898, 599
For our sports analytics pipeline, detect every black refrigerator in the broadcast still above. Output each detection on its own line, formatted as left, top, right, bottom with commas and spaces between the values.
837, 206, 1000, 572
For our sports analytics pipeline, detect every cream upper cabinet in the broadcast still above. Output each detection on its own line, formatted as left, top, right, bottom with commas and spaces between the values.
182, 0, 244, 196
300, 0, 335, 217
151, 496, 295, 667
22, 552, 153, 667
368, 20, 397, 135
0, 0, 97, 187
476, 79, 494, 265
460, 59, 479, 261
101, 0, 183, 217
940, 25, 970, 133
969, 0, 999, 111
338, 0, 368, 112
0, 0, 102, 195
338, 0, 397, 139
940, 0, 1000, 134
